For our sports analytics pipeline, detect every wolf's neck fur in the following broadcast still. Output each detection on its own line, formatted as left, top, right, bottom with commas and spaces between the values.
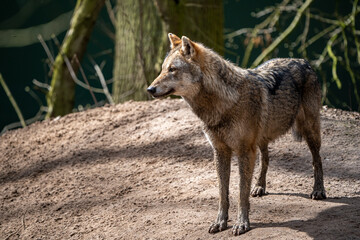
184, 49, 248, 127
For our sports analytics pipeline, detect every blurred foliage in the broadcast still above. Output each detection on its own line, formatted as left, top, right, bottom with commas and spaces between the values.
225, 0, 360, 111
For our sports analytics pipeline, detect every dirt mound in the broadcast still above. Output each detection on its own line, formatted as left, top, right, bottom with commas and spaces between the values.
1, 99, 360, 239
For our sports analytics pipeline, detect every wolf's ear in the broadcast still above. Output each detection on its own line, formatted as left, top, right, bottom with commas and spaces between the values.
168, 33, 181, 49
181, 36, 197, 59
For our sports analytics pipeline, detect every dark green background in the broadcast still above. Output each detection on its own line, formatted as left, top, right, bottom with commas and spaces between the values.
0, 0, 358, 131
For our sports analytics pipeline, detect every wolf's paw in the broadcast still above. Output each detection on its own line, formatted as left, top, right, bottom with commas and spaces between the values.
310, 189, 326, 200
232, 221, 250, 235
251, 186, 267, 197
208, 220, 227, 234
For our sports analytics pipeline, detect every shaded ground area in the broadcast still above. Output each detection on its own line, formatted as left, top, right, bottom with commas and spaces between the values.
1, 99, 360, 239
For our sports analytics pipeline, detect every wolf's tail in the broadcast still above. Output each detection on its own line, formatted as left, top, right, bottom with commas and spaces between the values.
292, 125, 303, 142
292, 106, 304, 142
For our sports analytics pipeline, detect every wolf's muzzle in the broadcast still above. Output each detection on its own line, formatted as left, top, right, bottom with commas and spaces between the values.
147, 86, 156, 95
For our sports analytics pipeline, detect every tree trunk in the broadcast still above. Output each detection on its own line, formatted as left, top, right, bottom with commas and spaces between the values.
154, 0, 224, 55
112, 0, 224, 103
113, 0, 166, 103
46, 0, 105, 118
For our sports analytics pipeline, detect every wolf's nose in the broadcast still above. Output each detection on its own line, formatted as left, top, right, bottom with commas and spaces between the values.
147, 86, 156, 94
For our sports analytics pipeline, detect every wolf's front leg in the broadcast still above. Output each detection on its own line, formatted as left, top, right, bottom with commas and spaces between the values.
232, 147, 256, 235
208, 145, 232, 234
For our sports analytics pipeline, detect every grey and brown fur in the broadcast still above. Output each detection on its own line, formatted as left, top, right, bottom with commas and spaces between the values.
147, 33, 326, 236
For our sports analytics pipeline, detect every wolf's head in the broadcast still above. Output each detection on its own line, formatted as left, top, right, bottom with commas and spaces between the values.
147, 33, 203, 98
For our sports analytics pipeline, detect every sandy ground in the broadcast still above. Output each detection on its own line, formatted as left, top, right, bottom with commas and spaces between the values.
1, 99, 360, 240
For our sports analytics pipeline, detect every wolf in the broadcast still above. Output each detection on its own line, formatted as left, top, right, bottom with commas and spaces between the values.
147, 33, 326, 235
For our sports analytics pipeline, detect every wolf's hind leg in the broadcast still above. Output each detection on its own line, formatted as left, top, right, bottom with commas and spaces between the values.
208, 144, 232, 234
296, 104, 326, 200
303, 118, 326, 200
251, 143, 269, 197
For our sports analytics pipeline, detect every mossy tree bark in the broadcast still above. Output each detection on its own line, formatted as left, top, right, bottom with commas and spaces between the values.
46, 0, 105, 118
154, 0, 224, 55
112, 0, 223, 103
112, 0, 165, 103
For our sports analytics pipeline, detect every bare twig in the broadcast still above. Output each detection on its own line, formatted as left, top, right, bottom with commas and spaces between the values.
313, 27, 343, 67
1, 107, 47, 135
92, 48, 113, 58
251, 6, 276, 18
326, 30, 341, 89
225, 28, 275, 40
309, 14, 338, 25
106, 78, 113, 84
105, 0, 117, 28
94, 63, 114, 105
251, 0, 314, 67
298, 24, 337, 53
38, 34, 55, 64
341, 25, 360, 109
51, 33, 61, 48
73, 54, 98, 105
0, 73, 26, 128
25, 86, 44, 107
351, 0, 360, 64
300, 8, 310, 58
241, 0, 290, 67
62, 54, 105, 93
97, 19, 115, 40
32, 79, 50, 91
251, 2, 301, 18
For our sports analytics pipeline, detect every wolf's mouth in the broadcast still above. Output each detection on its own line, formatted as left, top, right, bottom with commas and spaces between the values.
154, 89, 175, 98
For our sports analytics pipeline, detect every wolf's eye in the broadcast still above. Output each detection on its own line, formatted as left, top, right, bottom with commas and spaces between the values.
168, 67, 176, 72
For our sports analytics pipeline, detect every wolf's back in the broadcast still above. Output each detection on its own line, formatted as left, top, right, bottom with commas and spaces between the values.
249, 58, 321, 142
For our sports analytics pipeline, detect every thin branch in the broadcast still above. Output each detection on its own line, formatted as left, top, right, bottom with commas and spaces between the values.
105, 0, 117, 28
351, 0, 360, 64
32, 79, 50, 91
92, 48, 113, 58
62, 54, 105, 93
252, 0, 314, 68
51, 33, 61, 48
25, 86, 44, 107
73, 54, 98, 105
106, 78, 113, 84
0, 73, 26, 128
301, 8, 310, 58
300, 10, 357, 54
251, 3, 301, 18
326, 30, 341, 89
1, 107, 47, 135
318, 67, 328, 105
94, 64, 114, 105
293, 8, 311, 58
97, 19, 115, 40
225, 28, 275, 39
241, 0, 290, 67
37, 34, 54, 64
341, 26, 360, 109
313, 44, 329, 68
298, 24, 337, 53
251, 6, 276, 18
309, 14, 338, 25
